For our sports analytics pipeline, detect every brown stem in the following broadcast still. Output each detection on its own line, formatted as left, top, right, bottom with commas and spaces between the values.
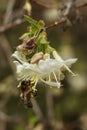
45, 19, 66, 30
0, 19, 25, 33
0, 2, 87, 32
46, 88, 56, 128
0, 34, 16, 73
31, 98, 44, 122
3, 0, 16, 24
76, 2, 87, 9
45, 2, 87, 30
30, 0, 55, 9
31, 0, 87, 9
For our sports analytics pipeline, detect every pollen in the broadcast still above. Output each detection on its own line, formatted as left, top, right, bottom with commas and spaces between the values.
18, 72, 24, 77
30, 77, 36, 84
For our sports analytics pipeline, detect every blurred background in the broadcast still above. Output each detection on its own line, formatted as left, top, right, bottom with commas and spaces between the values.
0, 0, 87, 130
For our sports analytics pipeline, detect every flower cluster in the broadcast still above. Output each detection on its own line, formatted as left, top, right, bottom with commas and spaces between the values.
12, 50, 77, 89
12, 16, 77, 107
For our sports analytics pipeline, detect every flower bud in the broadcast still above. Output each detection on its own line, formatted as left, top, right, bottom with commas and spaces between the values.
16, 45, 25, 51
30, 52, 43, 64
25, 38, 35, 50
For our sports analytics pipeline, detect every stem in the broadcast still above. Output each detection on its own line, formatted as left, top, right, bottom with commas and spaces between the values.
45, 2, 87, 30
30, 0, 55, 8
3, 0, 16, 24
0, 19, 25, 33
0, 2, 87, 32
46, 87, 56, 128
31, 98, 44, 121
45, 19, 66, 30
77, 2, 87, 9
0, 34, 16, 73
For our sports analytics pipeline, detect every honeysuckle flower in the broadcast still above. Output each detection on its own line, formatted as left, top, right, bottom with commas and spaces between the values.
12, 50, 77, 89
11, 16, 78, 108
52, 50, 77, 75
12, 51, 27, 63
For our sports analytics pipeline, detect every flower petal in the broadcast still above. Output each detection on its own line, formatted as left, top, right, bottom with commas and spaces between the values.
53, 51, 77, 75
64, 58, 77, 67
12, 51, 27, 63
13, 61, 23, 73
40, 78, 61, 88
38, 59, 63, 73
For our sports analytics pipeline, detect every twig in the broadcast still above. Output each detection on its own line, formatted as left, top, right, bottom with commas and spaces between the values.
31, 0, 87, 9
0, 34, 16, 73
76, 2, 87, 9
0, 19, 25, 33
31, 98, 44, 121
4, 0, 16, 24
30, 0, 56, 9
45, 2, 87, 30
45, 19, 66, 30
0, 2, 87, 33
46, 88, 55, 128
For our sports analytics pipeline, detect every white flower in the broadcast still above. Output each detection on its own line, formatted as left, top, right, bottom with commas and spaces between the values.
52, 50, 77, 75
12, 51, 27, 63
12, 51, 77, 89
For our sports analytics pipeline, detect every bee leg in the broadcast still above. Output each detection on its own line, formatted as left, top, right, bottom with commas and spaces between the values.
24, 94, 33, 108
26, 100, 33, 108
31, 90, 37, 97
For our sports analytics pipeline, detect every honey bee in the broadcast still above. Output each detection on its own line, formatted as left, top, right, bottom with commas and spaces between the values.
19, 80, 37, 108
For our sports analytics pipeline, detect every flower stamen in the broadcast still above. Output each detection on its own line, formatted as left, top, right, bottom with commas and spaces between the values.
53, 71, 60, 88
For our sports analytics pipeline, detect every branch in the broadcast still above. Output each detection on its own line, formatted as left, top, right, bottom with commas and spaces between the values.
3, 0, 16, 24
30, 0, 56, 9
31, 0, 87, 9
0, 34, 16, 73
76, 2, 87, 9
45, 2, 87, 30
31, 98, 44, 122
0, 19, 25, 33
45, 19, 66, 30
46, 88, 56, 128
0, 2, 87, 33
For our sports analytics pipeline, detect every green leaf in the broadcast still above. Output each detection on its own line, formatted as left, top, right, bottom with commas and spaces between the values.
24, 15, 38, 28
19, 32, 29, 40
24, 16, 45, 31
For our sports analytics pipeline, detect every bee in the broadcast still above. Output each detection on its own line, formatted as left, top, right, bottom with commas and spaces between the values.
19, 80, 37, 108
